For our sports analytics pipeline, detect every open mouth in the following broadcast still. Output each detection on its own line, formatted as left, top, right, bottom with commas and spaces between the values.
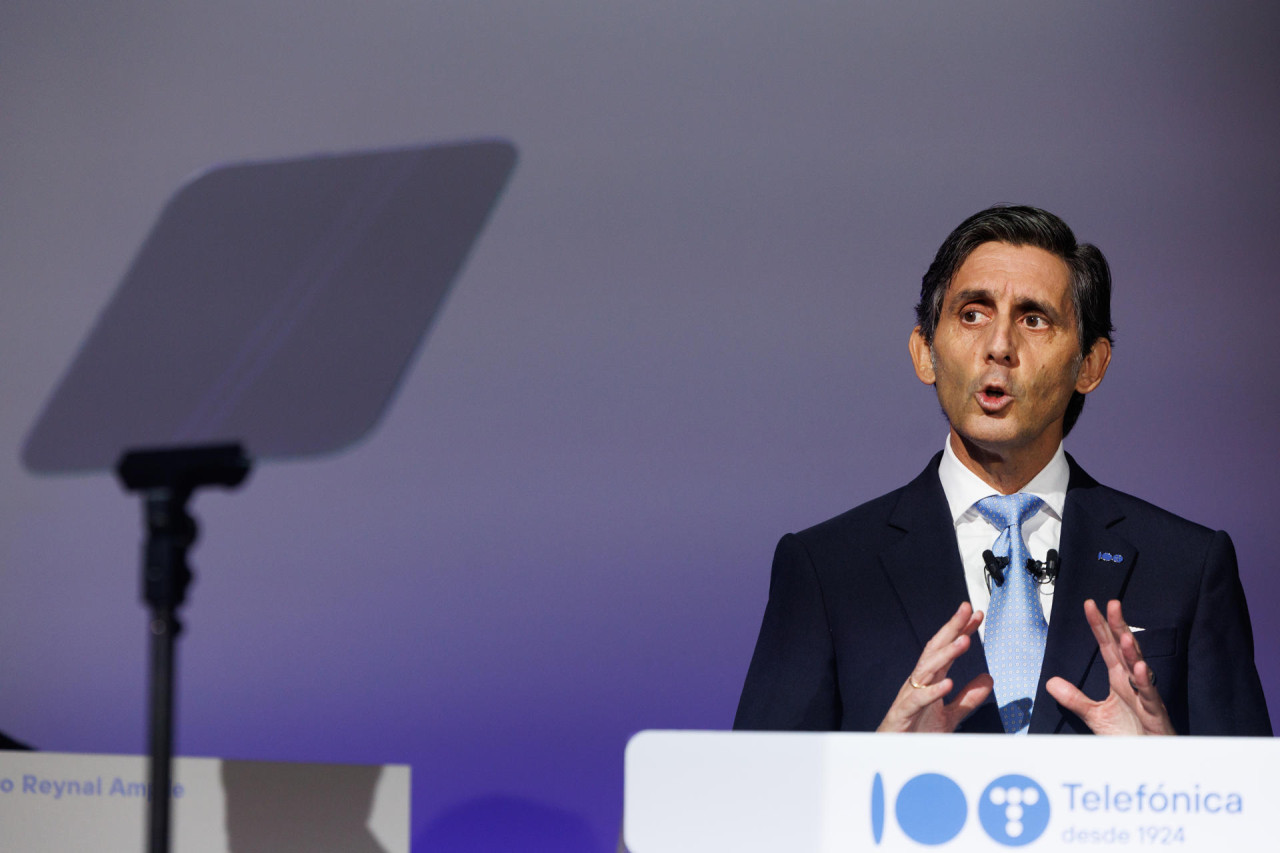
977, 384, 1014, 412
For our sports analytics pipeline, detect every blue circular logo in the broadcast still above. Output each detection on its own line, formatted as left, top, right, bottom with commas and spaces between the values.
894, 773, 967, 845
978, 775, 1050, 845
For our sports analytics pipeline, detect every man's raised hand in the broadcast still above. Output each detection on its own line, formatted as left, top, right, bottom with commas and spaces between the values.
877, 602, 994, 733
1045, 599, 1175, 736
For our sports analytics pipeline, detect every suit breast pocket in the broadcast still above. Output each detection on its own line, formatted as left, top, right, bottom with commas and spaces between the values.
1136, 627, 1178, 658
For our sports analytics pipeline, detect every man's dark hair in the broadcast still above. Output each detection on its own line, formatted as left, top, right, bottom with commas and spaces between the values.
914, 204, 1115, 437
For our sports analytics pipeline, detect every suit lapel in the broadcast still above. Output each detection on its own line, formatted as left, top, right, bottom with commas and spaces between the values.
1030, 457, 1137, 733
879, 455, 997, 729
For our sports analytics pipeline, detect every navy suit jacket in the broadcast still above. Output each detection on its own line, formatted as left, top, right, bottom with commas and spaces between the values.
734, 453, 1272, 736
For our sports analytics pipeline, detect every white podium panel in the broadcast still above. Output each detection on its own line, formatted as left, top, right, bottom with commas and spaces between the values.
0, 751, 409, 852
625, 731, 1278, 852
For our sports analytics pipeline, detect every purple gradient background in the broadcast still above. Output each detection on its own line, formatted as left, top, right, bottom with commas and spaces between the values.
2, 3, 1277, 849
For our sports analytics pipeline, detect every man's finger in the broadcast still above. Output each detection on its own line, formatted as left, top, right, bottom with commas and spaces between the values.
1093, 600, 1151, 690
947, 673, 994, 722
1084, 599, 1126, 671
925, 602, 978, 651
914, 607, 981, 684
1130, 661, 1164, 710
1131, 660, 1155, 689
1106, 599, 1130, 636
1045, 675, 1095, 719
916, 631, 979, 686
878, 677, 955, 732
892, 677, 952, 715
1118, 630, 1146, 672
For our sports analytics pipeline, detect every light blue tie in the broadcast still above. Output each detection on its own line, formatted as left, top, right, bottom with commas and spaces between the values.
976, 493, 1046, 734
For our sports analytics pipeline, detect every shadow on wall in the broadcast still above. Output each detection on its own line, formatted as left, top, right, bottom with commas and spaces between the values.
222, 760, 387, 852
415, 795, 599, 853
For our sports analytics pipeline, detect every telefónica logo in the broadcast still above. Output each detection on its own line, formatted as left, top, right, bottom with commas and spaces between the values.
872, 772, 1050, 846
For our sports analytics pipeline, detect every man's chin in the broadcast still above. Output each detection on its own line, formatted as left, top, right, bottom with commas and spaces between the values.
951, 418, 1064, 463
951, 422, 1029, 456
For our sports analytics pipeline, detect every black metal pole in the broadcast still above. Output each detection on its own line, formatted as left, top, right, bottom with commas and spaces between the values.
117, 445, 250, 853
141, 486, 195, 853
148, 604, 178, 853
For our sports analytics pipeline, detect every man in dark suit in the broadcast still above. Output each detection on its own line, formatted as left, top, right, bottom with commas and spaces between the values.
735, 205, 1271, 737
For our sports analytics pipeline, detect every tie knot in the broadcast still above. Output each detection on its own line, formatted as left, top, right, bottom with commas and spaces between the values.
975, 493, 1044, 531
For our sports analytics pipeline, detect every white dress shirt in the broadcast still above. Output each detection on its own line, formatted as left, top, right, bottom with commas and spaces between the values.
936, 439, 1069, 640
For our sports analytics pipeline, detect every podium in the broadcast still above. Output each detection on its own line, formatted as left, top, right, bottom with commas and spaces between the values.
624, 731, 1278, 852
0, 751, 409, 852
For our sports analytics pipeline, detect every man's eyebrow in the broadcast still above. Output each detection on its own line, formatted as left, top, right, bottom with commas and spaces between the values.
1015, 296, 1064, 321
947, 288, 995, 306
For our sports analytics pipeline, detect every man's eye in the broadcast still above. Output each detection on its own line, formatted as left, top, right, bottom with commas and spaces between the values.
961, 310, 982, 323
1024, 315, 1047, 329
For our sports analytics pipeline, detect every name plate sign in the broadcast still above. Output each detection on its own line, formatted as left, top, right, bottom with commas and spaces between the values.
0, 751, 409, 852
624, 731, 1277, 852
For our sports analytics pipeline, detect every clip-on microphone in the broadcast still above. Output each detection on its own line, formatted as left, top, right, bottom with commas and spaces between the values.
1026, 548, 1060, 584
982, 549, 1009, 587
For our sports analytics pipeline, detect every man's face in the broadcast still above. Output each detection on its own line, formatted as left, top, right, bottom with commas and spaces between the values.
909, 241, 1109, 466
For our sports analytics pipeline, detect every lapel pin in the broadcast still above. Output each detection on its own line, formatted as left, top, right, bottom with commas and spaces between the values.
1097, 551, 1124, 563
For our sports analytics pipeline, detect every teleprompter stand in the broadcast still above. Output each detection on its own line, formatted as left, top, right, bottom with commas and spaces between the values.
117, 444, 251, 853
22, 140, 517, 853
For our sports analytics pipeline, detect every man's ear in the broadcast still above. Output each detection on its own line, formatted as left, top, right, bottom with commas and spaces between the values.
1075, 337, 1112, 395
909, 326, 936, 385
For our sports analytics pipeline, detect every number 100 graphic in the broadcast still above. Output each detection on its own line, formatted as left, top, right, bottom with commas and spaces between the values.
871, 772, 1051, 846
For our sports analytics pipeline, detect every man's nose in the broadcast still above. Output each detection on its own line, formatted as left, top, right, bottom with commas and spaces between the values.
985, 319, 1017, 364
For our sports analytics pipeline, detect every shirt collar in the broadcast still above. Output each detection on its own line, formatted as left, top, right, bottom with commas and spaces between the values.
938, 438, 1069, 525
